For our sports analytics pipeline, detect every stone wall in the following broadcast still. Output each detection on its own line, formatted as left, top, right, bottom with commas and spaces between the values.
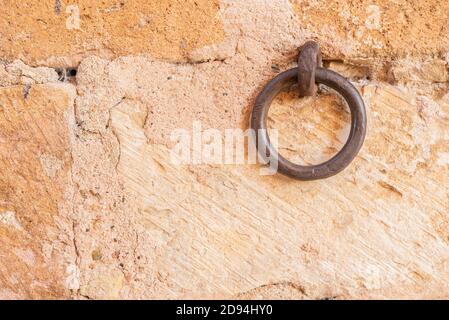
0, 0, 448, 299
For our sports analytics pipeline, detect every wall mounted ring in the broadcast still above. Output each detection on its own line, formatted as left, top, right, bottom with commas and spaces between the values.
251, 67, 367, 181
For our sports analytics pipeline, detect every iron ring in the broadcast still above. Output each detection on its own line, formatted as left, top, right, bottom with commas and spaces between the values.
251, 67, 367, 180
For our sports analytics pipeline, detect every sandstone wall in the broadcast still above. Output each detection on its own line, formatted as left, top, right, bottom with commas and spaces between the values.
0, 0, 448, 299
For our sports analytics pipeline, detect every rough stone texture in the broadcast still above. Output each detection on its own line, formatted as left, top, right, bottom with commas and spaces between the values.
290, 0, 449, 59
0, 0, 448, 299
0, 82, 76, 299
1, 0, 225, 66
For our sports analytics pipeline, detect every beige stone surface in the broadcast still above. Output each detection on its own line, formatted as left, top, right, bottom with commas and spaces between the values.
0, 0, 448, 299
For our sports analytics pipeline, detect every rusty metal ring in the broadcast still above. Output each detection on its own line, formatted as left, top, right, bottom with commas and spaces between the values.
298, 41, 322, 97
251, 67, 367, 180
